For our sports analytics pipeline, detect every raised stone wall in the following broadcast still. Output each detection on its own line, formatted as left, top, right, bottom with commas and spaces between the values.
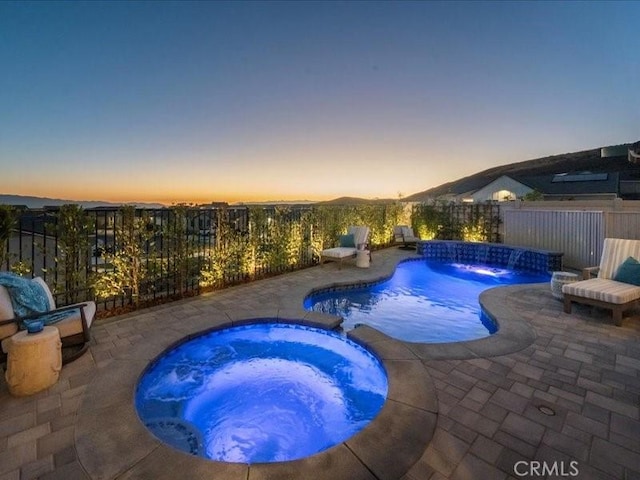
417, 240, 563, 273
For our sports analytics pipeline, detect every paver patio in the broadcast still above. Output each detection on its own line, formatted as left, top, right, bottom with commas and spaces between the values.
1, 247, 639, 480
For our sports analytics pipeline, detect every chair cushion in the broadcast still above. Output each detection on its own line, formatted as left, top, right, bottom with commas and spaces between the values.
613, 257, 640, 286
0, 320, 18, 342
598, 239, 640, 280
339, 234, 355, 248
401, 227, 419, 242
0, 286, 19, 342
393, 226, 407, 236
321, 247, 357, 259
347, 226, 370, 249
54, 301, 96, 338
32, 277, 56, 309
563, 278, 640, 304
0, 285, 14, 321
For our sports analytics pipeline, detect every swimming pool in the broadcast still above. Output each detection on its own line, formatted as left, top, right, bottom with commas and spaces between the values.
135, 322, 388, 464
304, 259, 550, 343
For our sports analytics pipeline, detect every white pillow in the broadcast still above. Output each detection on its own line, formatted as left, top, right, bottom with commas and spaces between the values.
32, 277, 56, 310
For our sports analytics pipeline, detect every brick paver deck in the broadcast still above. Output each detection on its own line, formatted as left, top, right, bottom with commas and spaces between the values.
1, 247, 639, 479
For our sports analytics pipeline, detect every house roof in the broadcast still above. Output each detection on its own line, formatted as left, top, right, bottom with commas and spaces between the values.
404, 143, 639, 201
515, 172, 621, 196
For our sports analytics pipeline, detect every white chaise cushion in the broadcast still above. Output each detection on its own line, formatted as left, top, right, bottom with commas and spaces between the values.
563, 278, 640, 305
321, 247, 357, 259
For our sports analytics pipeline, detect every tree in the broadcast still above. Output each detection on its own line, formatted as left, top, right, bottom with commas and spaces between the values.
522, 190, 544, 201
0, 205, 16, 269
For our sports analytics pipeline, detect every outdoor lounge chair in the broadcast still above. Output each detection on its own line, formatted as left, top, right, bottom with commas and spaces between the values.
393, 225, 420, 249
320, 226, 370, 269
563, 238, 640, 326
1, 276, 96, 364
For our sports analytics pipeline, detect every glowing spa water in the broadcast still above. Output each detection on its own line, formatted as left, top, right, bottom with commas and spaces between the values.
135, 323, 388, 464
304, 260, 550, 343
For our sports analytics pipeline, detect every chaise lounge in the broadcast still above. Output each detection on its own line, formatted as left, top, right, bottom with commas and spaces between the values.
393, 225, 420, 249
562, 238, 640, 326
320, 226, 370, 269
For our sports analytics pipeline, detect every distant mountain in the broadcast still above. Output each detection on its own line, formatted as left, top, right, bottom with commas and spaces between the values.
0, 194, 165, 209
315, 196, 398, 205
232, 200, 316, 206
403, 143, 638, 201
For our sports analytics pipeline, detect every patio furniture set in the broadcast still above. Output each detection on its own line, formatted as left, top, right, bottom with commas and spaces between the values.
319, 224, 420, 268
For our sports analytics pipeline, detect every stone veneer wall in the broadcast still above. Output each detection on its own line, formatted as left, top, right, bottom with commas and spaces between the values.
416, 240, 563, 274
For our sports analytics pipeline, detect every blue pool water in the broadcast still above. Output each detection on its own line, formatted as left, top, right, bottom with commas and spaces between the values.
304, 260, 550, 343
135, 323, 388, 464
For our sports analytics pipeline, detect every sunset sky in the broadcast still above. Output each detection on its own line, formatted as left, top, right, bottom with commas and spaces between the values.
1, 1, 638, 205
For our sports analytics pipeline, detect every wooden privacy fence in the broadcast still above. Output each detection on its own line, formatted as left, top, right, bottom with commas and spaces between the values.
503, 210, 640, 269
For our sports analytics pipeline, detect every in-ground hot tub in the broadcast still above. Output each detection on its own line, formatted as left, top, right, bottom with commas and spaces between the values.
135, 322, 388, 464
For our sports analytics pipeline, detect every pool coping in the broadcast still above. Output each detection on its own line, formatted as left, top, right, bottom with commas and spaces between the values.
75, 251, 541, 480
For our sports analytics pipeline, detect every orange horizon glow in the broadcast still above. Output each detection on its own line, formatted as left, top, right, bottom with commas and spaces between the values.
1, 184, 391, 206
3, 145, 466, 205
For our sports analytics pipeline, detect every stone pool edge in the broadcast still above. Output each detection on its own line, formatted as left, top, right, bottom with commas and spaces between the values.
75, 309, 437, 480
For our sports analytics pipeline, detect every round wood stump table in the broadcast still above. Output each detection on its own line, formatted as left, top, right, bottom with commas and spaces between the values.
5, 326, 62, 396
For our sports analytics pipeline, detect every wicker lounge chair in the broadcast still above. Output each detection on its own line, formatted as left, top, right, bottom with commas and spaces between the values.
1, 277, 96, 363
563, 238, 640, 326
320, 226, 370, 269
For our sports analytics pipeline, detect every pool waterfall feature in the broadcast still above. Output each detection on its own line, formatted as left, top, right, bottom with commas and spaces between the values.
417, 240, 563, 274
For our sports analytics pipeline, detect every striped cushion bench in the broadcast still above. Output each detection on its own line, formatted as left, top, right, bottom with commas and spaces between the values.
563, 278, 640, 326
562, 238, 640, 326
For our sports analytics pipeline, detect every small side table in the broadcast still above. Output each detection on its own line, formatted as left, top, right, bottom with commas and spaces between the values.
356, 250, 370, 268
550, 271, 579, 300
5, 326, 62, 396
